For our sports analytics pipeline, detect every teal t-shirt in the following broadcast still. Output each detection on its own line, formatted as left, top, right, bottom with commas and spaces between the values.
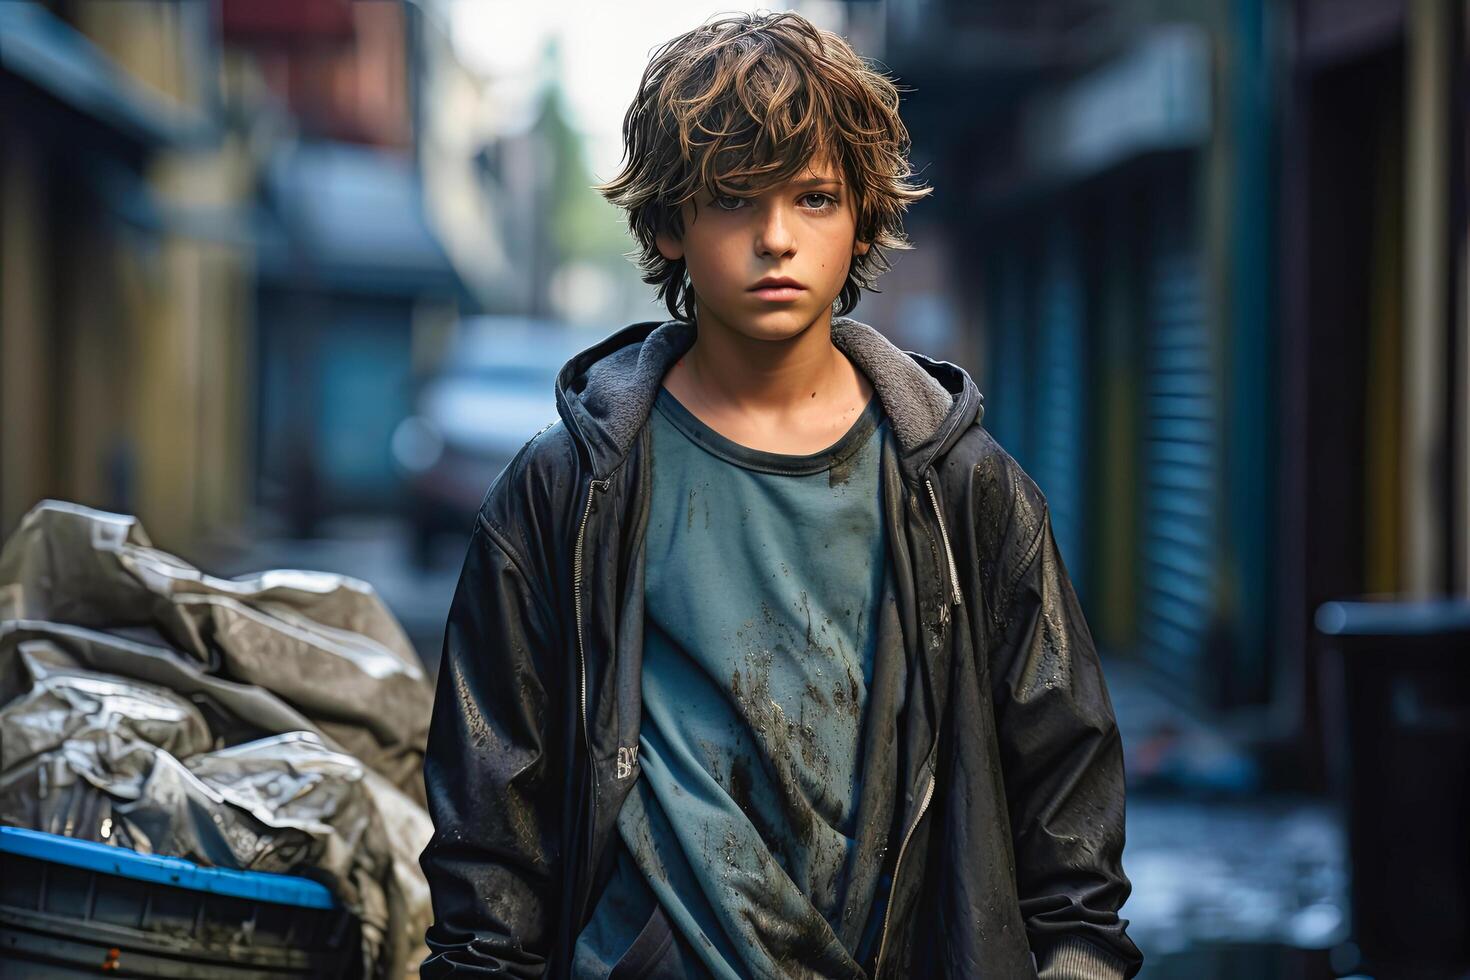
574, 384, 907, 978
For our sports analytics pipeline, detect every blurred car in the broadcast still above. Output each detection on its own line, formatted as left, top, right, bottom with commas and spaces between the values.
392, 316, 601, 565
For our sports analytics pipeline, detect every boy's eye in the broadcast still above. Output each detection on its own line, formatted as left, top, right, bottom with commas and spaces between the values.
801, 192, 837, 210
713, 194, 745, 211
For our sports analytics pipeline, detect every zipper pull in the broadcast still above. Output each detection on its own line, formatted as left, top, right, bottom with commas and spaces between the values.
589, 477, 611, 510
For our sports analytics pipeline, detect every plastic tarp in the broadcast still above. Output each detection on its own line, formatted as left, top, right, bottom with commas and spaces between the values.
0, 501, 436, 978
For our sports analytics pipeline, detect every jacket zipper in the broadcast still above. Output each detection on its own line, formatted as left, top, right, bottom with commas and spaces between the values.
573, 476, 610, 884
873, 477, 957, 974
874, 770, 936, 975
925, 477, 963, 606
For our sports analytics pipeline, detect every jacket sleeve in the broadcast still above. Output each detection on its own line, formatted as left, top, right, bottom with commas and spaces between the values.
419, 509, 565, 977
988, 497, 1144, 980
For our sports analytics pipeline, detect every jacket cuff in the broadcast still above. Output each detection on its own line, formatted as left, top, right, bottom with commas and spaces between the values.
1035, 936, 1129, 980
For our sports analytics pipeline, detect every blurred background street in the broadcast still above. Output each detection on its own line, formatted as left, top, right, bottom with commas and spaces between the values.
2, 1, 1468, 977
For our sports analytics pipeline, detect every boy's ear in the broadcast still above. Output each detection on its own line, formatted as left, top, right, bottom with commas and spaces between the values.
656, 230, 685, 261
854, 239, 871, 257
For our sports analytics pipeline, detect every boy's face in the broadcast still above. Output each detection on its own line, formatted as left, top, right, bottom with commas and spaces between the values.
656, 155, 870, 342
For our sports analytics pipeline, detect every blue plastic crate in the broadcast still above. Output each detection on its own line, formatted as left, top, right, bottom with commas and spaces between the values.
0, 826, 359, 978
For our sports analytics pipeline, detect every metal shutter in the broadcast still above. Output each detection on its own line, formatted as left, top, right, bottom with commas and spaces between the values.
1139, 182, 1217, 689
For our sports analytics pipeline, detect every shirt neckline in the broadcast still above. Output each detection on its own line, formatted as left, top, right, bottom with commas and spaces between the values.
653, 386, 884, 477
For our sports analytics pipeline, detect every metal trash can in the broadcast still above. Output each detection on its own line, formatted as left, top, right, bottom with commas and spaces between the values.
0, 826, 360, 978
1315, 599, 1470, 980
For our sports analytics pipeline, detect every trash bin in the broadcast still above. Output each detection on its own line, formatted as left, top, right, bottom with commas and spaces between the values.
0, 826, 360, 978
1315, 599, 1470, 980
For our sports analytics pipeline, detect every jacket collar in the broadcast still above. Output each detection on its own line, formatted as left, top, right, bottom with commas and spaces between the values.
555, 316, 984, 486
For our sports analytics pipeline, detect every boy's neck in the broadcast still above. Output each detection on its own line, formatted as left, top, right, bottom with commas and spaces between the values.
660, 309, 875, 455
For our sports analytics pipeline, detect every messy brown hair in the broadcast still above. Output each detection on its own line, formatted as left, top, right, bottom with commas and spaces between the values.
595, 10, 933, 323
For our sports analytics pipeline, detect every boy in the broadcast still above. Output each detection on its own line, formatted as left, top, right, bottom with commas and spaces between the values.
420, 11, 1142, 979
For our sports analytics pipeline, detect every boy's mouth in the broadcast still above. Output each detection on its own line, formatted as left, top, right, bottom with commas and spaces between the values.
749, 276, 806, 301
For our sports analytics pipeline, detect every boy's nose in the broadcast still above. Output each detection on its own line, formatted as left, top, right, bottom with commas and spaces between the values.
754, 208, 796, 258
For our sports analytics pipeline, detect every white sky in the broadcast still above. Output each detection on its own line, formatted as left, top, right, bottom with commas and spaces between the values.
447, 0, 847, 180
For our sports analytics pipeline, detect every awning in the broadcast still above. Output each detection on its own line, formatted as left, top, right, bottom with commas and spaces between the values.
259, 140, 462, 296
0, 3, 214, 149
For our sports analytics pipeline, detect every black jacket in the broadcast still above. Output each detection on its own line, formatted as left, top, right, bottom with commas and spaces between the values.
420, 317, 1143, 979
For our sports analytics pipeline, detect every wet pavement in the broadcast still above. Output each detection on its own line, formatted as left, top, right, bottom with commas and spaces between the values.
1124, 797, 1347, 976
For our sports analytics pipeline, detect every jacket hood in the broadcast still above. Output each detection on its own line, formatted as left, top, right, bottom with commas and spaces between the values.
554, 316, 984, 486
